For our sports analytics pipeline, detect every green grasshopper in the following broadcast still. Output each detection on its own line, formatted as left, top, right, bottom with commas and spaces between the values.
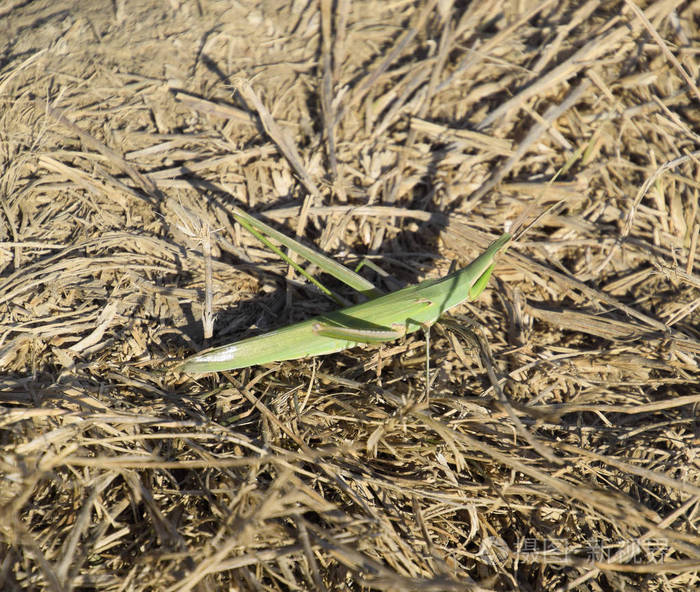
180, 217, 510, 373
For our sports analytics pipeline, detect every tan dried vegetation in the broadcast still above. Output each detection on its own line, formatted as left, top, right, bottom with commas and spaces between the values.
1, 0, 699, 590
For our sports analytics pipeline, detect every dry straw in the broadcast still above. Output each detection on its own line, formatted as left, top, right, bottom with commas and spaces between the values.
1, 1, 698, 591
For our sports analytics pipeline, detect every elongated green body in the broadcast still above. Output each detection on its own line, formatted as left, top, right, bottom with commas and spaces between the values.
181, 233, 510, 373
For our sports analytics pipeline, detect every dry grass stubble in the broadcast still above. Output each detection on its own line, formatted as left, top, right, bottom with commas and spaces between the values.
1, 1, 699, 590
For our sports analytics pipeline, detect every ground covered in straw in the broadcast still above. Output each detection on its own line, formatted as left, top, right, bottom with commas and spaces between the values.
1, 1, 699, 590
